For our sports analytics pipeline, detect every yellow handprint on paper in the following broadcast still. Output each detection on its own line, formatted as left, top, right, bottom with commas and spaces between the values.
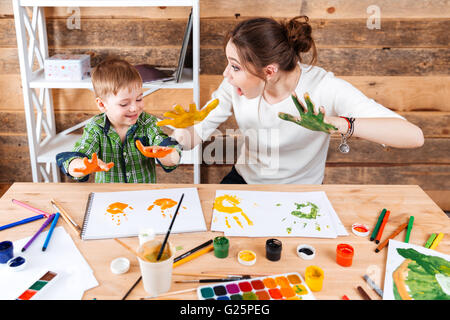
156, 99, 219, 128
213, 194, 253, 229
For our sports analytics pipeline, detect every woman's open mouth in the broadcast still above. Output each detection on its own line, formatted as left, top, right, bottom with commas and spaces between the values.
237, 87, 243, 96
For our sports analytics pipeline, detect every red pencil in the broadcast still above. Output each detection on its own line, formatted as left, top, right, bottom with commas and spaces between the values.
374, 210, 390, 244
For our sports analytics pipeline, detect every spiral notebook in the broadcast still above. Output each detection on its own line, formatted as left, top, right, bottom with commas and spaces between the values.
80, 188, 206, 240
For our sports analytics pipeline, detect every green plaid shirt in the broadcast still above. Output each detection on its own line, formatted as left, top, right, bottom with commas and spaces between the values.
62, 112, 181, 183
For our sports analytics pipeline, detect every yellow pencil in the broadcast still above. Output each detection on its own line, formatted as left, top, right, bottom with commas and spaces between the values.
173, 245, 213, 268
429, 233, 444, 250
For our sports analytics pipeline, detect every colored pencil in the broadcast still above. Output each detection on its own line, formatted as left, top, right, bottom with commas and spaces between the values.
429, 232, 444, 250
114, 238, 148, 262
370, 208, 386, 241
424, 233, 437, 248
12, 199, 51, 218
42, 212, 60, 251
0, 214, 45, 231
375, 222, 408, 253
172, 245, 213, 268
363, 274, 383, 297
404, 216, 414, 243
50, 199, 81, 237
21, 214, 55, 252
357, 286, 372, 300
374, 210, 390, 244
174, 239, 213, 263
156, 193, 184, 261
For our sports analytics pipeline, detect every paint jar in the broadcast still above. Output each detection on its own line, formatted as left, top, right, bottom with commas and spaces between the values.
0, 241, 14, 264
137, 239, 176, 297
305, 265, 324, 292
336, 243, 354, 267
213, 236, 229, 258
266, 238, 282, 261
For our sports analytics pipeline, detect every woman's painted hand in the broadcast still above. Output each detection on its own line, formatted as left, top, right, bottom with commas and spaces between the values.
278, 92, 337, 134
156, 99, 219, 128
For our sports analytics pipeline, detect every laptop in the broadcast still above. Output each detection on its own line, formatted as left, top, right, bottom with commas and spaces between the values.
135, 9, 193, 84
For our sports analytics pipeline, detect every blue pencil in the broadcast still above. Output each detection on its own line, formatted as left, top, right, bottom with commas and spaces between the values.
22, 214, 55, 252
42, 212, 60, 252
0, 214, 45, 231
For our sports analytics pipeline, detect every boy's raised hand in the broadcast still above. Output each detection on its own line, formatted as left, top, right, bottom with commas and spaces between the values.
135, 140, 174, 158
278, 92, 337, 133
73, 153, 114, 175
156, 99, 219, 128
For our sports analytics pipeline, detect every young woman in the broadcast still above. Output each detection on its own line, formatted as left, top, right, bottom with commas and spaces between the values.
170, 16, 424, 184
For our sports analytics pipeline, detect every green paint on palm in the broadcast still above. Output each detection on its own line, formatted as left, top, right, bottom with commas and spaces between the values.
278, 93, 337, 133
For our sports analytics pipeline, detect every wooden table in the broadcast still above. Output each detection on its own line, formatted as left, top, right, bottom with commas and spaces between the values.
1, 183, 448, 300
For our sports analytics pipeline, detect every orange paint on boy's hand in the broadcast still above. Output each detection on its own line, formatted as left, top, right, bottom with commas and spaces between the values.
73, 153, 114, 175
135, 140, 174, 158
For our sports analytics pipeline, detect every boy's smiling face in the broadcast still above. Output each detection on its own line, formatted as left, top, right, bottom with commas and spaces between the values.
96, 85, 144, 131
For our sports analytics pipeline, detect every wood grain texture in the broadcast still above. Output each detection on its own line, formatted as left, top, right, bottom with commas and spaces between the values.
0, 183, 448, 300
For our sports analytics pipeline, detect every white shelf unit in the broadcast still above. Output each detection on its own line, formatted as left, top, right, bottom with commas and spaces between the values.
13, 0, 201, 183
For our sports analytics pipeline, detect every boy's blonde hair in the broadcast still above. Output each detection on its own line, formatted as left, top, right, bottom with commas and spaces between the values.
91, 58, 142, 98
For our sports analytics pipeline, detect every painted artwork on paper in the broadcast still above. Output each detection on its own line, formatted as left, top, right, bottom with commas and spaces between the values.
383, 240, 450, 300
210, 190, 346, 238
82, 188, 206, 240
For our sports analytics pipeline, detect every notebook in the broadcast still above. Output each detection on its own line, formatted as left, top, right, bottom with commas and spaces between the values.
80, 188, 206, 240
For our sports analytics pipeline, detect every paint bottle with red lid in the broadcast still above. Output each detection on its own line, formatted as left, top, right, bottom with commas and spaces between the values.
336, 243, 354, 267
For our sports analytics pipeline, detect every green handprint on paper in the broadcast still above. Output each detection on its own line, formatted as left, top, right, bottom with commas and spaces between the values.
278, 93, 337, 133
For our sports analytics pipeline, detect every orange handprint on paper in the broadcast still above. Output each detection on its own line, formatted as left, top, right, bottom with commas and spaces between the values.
156, 99, 219, 128
135, 140, 174, 158
73, 153, 114, 175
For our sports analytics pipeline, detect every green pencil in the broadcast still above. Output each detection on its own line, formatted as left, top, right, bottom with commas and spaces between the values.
370, 209, 387, 241
404, 216, 414, 243
425, 233, 437, 248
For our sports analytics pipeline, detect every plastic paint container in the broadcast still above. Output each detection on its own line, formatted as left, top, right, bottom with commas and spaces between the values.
238, 250, 256, 266
352, 223, 370, 237
7, 256, 27, 271
110, 257, 130, 274
305, 265, 324, 292
213, 236, 229, 259
297, 244, 316, 260
336, 244, 354, 267
265, 238, 282, 261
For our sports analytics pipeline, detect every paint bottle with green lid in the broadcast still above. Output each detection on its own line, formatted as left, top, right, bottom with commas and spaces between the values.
213, 236, 229, 258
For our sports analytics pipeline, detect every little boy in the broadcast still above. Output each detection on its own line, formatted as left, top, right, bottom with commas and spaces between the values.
56, 58, 181, 183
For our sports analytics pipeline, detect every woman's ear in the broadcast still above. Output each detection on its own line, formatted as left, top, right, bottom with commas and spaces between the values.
264, 64, 279, 80
95, 97, 106, 112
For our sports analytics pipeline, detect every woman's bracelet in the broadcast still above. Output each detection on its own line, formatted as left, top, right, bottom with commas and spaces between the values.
338, 117, 355, 153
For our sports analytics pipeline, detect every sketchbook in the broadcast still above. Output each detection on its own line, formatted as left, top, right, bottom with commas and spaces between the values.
210, 190, 347, 238
80, 188, 206, 240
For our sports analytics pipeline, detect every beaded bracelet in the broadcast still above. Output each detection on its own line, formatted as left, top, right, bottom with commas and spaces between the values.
338, 117, 355, 153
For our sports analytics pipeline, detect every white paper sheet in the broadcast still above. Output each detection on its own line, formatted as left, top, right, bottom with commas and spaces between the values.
82, 187, 206, 240
211, 190, 347, 238
0, 227, 98, 300
383, 240, 450, 300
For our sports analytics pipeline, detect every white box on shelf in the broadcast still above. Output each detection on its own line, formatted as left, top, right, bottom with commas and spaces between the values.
44, 54, 91, 81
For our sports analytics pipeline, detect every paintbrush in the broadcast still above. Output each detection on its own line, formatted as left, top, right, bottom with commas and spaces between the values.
175, 275, 251, 283
156, 193, 184, 261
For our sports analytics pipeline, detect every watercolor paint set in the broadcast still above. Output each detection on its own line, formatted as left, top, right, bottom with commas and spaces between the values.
197, 272, 315, 300
16, 271, 59, 300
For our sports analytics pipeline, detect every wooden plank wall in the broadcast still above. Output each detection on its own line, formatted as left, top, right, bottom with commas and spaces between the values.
0, 1, 449, 209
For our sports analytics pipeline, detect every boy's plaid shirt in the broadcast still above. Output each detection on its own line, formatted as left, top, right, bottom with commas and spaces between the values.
60, 112, 181, 183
